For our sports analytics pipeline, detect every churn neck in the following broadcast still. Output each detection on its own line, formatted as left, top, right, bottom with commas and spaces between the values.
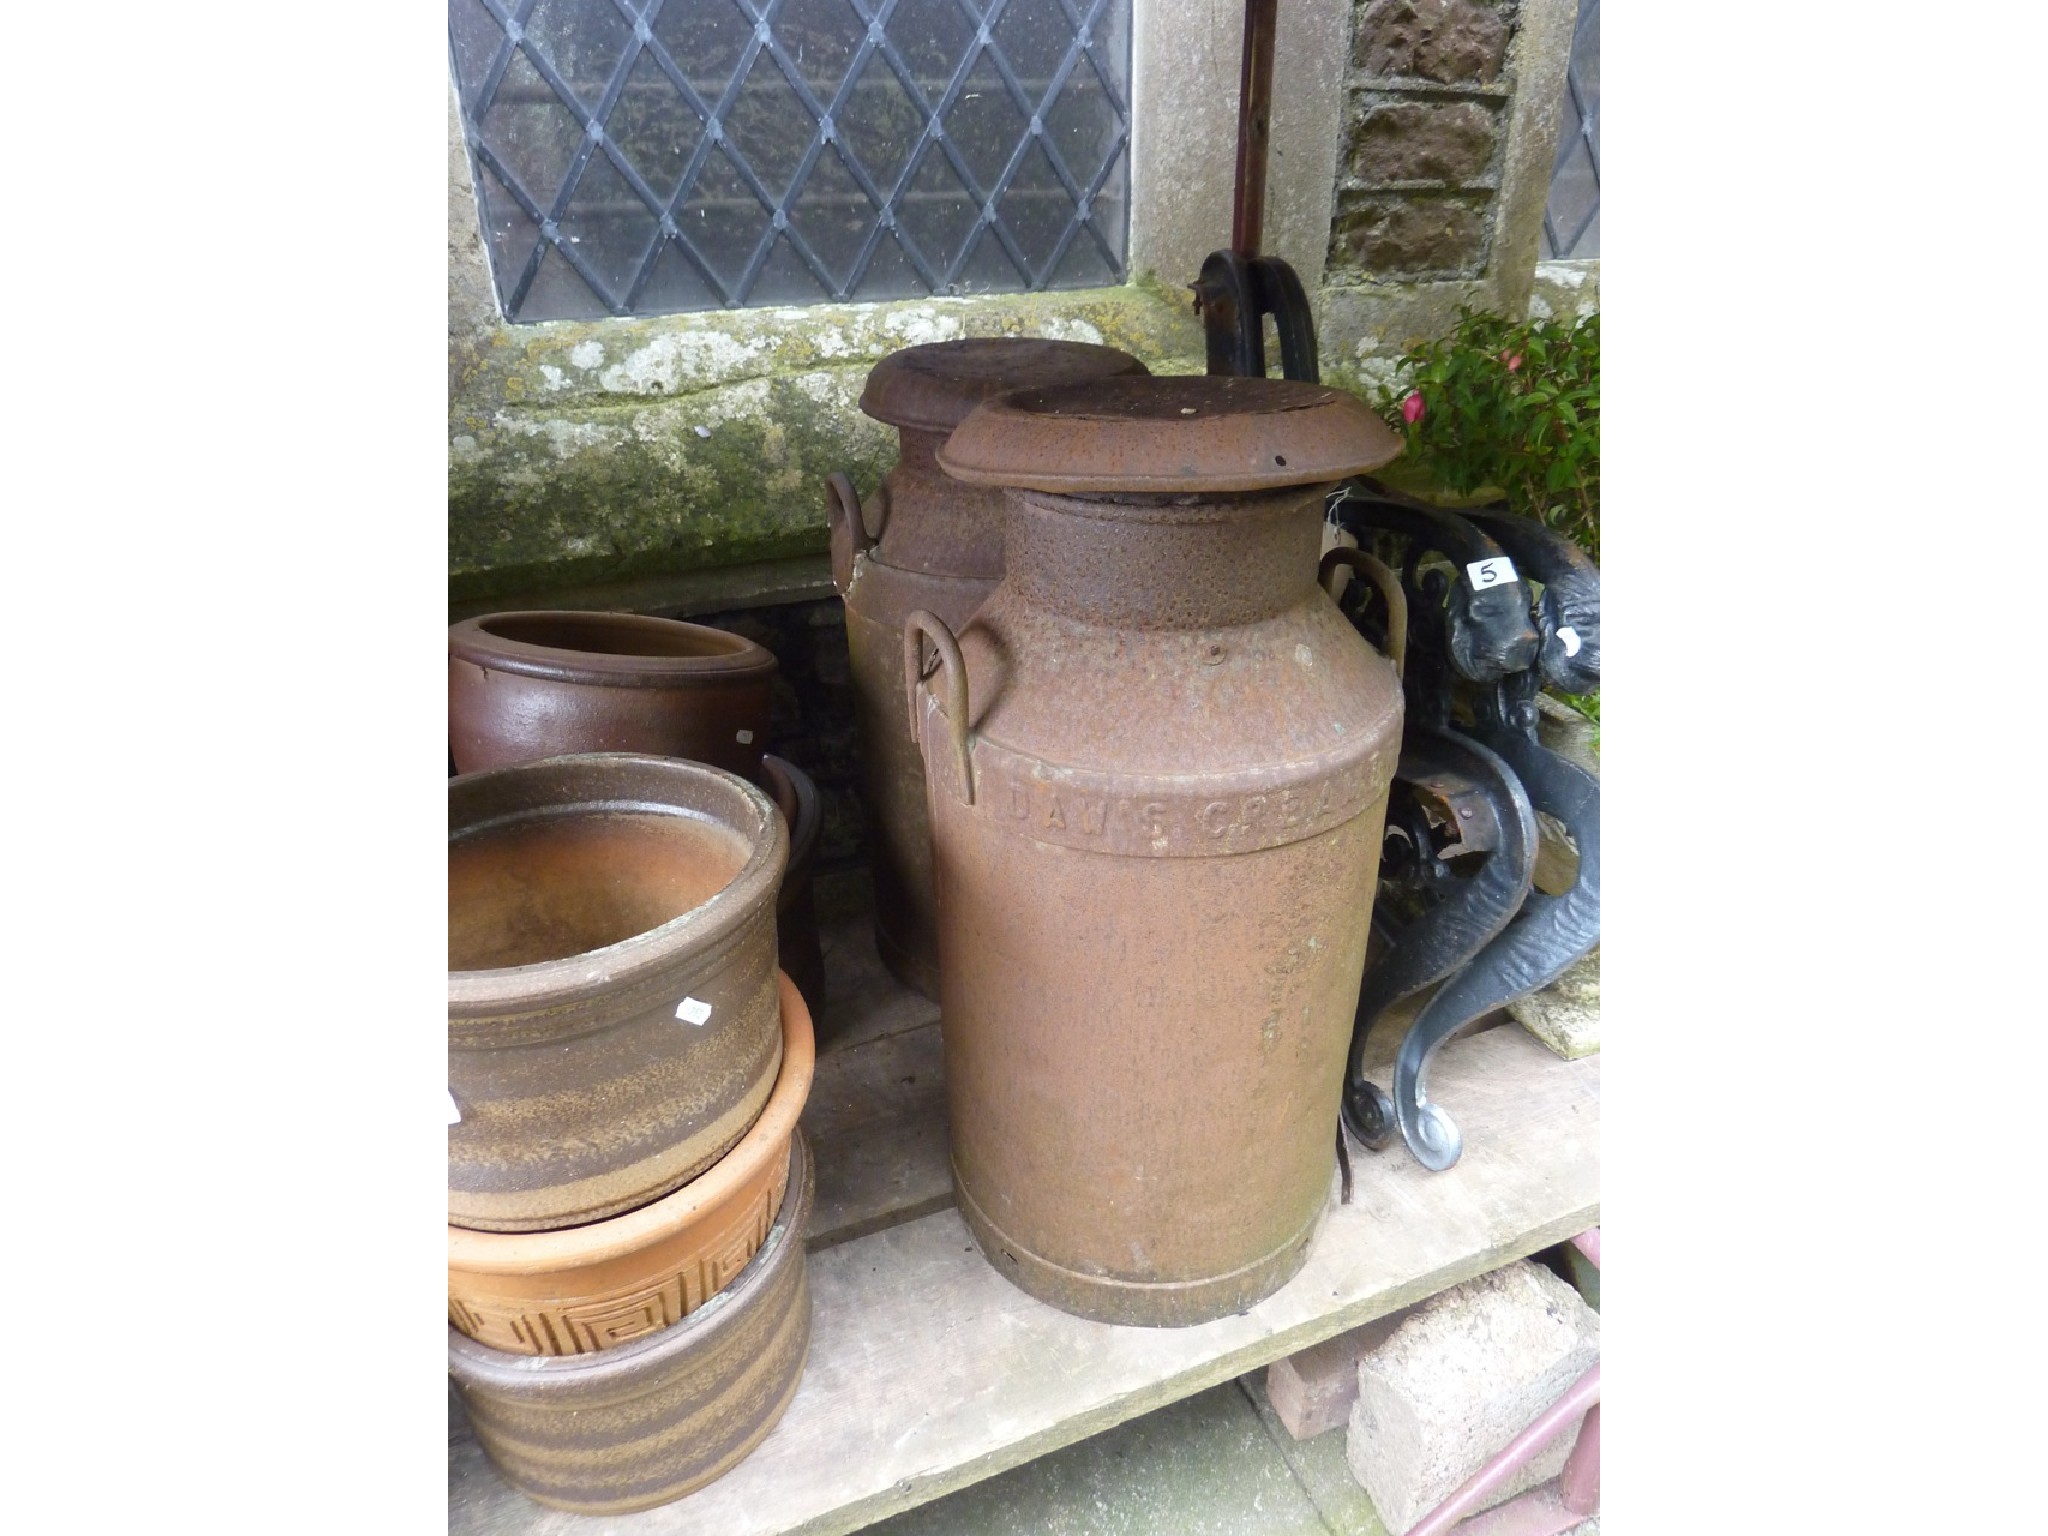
874, 426, 1008, 580
998, 484, 1330, 630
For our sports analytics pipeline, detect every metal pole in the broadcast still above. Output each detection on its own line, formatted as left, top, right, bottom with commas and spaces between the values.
1231, 0, 1279, 257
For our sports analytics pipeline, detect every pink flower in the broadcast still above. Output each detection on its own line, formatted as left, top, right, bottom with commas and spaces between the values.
1400, 392, 1425, 425
1501, 351, 1523, 372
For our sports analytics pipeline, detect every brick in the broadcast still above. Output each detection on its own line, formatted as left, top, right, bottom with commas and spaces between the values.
1327, 193, 1491, 278
1345, 1260, 1599, 1534
1265, 1305, 1419, 1440
1353, 0, 1512, 84
1346, 99, 1500, 184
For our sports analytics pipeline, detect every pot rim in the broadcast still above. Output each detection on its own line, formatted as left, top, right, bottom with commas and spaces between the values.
449, 611, 778, 688
449, 971, 815, 1275
448, 754, 787, 1013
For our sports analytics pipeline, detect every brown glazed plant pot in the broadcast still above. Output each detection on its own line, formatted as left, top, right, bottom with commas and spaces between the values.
448, 972, 815, 1356
758, 755, 826, 1019
449, 1128, 815, 1516
449, 610, 778, 781
449, 754, 786, 1233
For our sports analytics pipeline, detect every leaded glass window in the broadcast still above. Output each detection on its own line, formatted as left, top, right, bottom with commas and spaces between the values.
450, 0, 1133, 321
1540, 0, 1597, 260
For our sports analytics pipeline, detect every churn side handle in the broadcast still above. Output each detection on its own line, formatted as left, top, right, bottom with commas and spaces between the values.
825, 473, 874, 594
1318, 547, 1407, 681
903, 610, 975, 806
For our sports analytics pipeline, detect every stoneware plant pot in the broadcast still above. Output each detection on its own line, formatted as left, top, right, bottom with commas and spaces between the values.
449, 754, 786, 1232
449, 971, 816, 1356
449, 1127, 815, 1516
759, 754, 826, 1018
448, 611, 778, 781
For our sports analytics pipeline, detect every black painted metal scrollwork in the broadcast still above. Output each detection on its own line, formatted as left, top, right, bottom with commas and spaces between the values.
1328, 490, 1600, 1173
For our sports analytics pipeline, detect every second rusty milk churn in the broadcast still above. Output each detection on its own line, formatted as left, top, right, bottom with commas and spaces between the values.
826, 338, 1148, 998
909, 375, 1406, 1326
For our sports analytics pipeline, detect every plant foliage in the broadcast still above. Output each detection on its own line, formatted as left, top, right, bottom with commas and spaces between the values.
1382, 309, 1600, 563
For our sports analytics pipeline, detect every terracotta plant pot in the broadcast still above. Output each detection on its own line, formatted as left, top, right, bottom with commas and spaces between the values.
759, 754, 826, 1018
448, 610, 778, 781
449, 972, 816, 1356
449, 1128, 815, 1516
449, 754, 786, 1232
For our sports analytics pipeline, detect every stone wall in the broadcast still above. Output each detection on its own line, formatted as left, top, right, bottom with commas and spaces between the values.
1328, 1, 1517, 283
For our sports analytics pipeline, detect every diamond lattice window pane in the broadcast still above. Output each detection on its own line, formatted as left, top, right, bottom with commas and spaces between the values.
453, 0, 1133, 321
1541, 0, 1598, 260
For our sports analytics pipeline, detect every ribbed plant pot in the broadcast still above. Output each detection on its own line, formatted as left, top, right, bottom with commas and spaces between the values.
449, 611, 778, 781
449, 972, 815, 1355
450, 1129, 815, 1516
449, 754, 786, 1233
759, 755, 826, 1019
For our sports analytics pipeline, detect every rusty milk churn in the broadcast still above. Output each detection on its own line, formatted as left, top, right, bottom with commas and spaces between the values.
908, 375, 1405, 1326
825, 338, 1149, 997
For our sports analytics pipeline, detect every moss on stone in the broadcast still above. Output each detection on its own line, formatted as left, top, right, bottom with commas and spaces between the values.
450, 369, 896, 602
449, 284, 1205, 602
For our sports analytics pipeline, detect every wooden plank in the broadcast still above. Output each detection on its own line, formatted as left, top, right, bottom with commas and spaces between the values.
449, 1024, 1598, 1536
800, 1022, 953, 1250
798, 907, 955, 1248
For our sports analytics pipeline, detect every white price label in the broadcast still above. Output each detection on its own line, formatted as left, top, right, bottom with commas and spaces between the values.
1466, 556, 1518, 590
1556, 626, 1583, 658
446, 1090, 462, 1126
676, 997, 713, 1027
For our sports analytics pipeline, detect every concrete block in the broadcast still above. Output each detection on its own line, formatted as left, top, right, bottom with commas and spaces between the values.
1265, 1305, 1418, 1440
1346, 1260, 1599, 1534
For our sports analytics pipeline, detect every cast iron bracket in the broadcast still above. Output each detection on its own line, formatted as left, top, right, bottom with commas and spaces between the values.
1341, 726, 1538, 1166
1192, 249, 1321, 382
1333, 497, 1600, 1172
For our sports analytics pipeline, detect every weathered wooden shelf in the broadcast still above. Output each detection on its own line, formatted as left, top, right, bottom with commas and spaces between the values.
449, 904, 1601, 1536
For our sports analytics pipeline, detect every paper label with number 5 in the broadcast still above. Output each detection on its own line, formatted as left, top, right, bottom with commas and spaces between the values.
1466, 556, 1517, 590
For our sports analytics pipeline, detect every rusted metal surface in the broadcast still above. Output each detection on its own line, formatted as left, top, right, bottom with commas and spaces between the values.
831, 339, 1149, 997
1231, 0, 1279, 259
448, 1127, 814, 1515
1189, 0, 1321, 384
907, 376, 1405, 1326
448, 754, 786, 1232
448, 611, 778, 781
937, 375, 1401, 494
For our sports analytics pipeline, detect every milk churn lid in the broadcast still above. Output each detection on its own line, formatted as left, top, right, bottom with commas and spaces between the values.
935, 375, 1404, 494
859, 337, 1150, 433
